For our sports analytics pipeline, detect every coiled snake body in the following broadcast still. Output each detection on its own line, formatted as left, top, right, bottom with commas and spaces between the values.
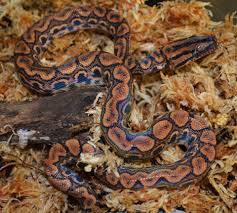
14, 6, 217, 209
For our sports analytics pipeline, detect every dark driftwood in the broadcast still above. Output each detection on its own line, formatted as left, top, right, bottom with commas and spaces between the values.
0, 87, 103, 145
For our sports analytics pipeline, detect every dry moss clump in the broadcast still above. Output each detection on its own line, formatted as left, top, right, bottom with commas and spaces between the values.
0, 0, 237, 212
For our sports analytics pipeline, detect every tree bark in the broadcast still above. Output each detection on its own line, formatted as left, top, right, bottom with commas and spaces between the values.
0, 87, 103, 146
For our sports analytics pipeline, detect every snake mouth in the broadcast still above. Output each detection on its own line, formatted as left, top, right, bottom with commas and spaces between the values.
161, 35, 218, 69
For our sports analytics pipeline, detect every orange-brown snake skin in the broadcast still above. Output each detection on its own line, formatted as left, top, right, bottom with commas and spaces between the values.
14, 6, 217, 209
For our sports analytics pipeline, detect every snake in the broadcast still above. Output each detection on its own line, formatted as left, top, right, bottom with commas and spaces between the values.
14, 6, 217, 209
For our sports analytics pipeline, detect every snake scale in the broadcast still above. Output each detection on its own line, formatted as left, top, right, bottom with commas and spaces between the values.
14, 6, 217, 209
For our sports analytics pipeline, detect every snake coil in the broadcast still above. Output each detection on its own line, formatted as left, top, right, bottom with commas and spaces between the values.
14, 6, 217, 209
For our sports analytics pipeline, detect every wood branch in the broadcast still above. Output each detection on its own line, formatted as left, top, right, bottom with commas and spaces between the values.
0, 87, 103, 146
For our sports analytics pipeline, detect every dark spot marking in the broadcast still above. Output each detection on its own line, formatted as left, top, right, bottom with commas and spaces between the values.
77, 73, 91, 84
67, 26, 74, 32
40, 36, 47, 45
54, 81, 66, 90
92, 69, 102, 78
73, 20, 81, 26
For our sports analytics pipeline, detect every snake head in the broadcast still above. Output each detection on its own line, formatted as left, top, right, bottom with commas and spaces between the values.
161, 35, 217, 70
